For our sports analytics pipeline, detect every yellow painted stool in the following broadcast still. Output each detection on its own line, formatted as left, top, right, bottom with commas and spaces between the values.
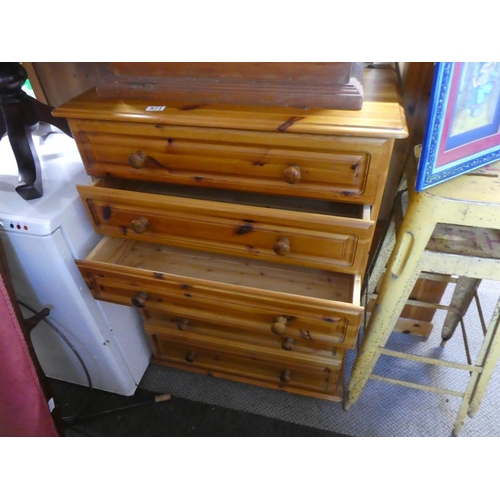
345, 149, 500, 436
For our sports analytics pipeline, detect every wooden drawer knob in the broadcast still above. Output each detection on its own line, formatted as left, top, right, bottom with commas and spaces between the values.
131, 291, 148, 308
280, 370, 291, 383
271, 316, 287, 335
176, 318, 190, 331
128, 151, 147, 169
185, 351, 196, 363
281, 337, 294, 351
283, 164, 301, 184
131, 217, 149, 234
273, 237, 290, 256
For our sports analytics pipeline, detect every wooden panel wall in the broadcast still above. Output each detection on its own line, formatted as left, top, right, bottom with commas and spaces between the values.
23, 62, 112, 108
378, 62, 435, 222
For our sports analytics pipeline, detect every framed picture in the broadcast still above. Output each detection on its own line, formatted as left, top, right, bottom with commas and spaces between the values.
416, 62, 500, 191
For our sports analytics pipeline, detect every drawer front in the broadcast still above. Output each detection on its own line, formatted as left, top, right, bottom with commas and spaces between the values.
144, 317, 343, 369
147, 333, 342, 400
76, 239, 363, 349
78, 183, 373, 274
70, 120, 392, 204
142, 309, 345, 359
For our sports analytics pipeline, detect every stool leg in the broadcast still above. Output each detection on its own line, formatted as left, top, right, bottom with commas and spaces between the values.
366, 218, 397, 296
345, 200, 437, 409
452, 298, 500, 436
452, 373, 481, 437
345, 264, 422, 409
441, 277, 481, 346
366, 188, 406, 297
467, 299, 500, 416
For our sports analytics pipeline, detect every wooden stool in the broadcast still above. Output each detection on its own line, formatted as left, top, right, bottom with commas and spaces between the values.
345, 149, 500, 436
366, 174, 485, 343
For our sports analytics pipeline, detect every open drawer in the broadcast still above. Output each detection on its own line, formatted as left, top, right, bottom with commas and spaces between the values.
77, 179, 374, 275
76, 237, 364, 349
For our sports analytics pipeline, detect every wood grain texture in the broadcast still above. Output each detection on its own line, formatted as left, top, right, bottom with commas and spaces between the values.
107, 62, 356, 83
54, 68, 408, 139
148, 333, 343, 401
58, 66, 407, 399
145, 319, 343, 369
76, 237, 363, 349
77, 181, 374, 274
142, 309, 344, 357
30, 62, 112, 108
98, 63, 364, 109
69, 118, 393, 205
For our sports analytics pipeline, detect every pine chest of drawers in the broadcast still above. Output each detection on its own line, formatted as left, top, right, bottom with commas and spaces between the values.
54, 67, 407, 401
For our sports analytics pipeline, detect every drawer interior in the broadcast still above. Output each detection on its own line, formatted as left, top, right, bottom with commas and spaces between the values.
93, 178, 369, 220
88, 237, 361, 304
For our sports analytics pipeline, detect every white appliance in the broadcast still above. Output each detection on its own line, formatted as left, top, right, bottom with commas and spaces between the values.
0, 127, 151, 396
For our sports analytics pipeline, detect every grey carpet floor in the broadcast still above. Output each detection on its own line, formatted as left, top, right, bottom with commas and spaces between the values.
139, 279, 500, 437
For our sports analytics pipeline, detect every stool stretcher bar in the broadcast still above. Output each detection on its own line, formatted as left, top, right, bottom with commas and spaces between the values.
369, 374, 465, 398
377, 347, 483, 372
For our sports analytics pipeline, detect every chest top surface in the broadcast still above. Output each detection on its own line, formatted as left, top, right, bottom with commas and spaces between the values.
54, 68, 408, 140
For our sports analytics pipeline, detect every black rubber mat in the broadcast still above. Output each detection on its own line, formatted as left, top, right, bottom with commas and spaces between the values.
48, 379, 348, 437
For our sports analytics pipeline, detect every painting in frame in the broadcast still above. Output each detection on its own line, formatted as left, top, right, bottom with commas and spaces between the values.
416, 62, 500, 191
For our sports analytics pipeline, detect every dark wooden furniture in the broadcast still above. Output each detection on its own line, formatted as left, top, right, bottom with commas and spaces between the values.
0, 62, 71, 200
96, 62, 365, 110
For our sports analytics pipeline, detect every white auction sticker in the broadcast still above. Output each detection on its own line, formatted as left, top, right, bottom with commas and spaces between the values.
146, 106, 166, 112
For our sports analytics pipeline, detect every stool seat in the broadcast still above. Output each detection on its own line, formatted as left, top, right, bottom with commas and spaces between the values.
345, 150, 500, 436
427, 224, 500, 261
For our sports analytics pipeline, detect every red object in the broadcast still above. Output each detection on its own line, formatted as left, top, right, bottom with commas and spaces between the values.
0, 276, 59, 437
